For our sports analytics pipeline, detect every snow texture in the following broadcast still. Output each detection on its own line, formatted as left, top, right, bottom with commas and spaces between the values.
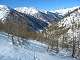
0, 5, 10, 23
0, 32, 76, 60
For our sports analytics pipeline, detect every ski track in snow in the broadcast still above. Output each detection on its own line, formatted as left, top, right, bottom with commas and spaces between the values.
0, 32, 76, 60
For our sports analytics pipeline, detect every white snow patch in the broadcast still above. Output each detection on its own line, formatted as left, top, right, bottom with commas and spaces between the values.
0, 5, 10, 23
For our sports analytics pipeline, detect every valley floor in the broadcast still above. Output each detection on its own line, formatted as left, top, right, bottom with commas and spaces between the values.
0, 32, 77, 60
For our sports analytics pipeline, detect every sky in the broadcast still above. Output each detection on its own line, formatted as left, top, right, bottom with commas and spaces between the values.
0, 0, 80, 10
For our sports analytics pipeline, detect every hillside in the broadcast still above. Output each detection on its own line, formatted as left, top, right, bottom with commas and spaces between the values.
0, 32, 76, 60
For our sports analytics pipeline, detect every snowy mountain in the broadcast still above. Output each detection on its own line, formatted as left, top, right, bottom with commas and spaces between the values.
15, 7, 39, 16
0, 5, 80, 34
0, 5, 48, 33
53, 6, 79, 15
15, 7, 62, 23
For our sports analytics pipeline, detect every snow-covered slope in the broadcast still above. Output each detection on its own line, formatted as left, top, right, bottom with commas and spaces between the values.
0, 32, 76, 60
0, 5, 10, 23
57, 6, 80, 43
58, 7, 80, 28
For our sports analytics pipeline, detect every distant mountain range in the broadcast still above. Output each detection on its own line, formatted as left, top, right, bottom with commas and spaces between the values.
0, 5, 80, 39
15, 7, 62, 23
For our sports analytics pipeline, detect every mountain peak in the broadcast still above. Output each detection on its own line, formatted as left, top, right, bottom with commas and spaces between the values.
15, 7, 39, 15
0, 5, 9, 9
52, 6, 80, 15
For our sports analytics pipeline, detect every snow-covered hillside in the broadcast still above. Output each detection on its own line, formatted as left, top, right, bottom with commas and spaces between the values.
0, 32, 76, 60
58, 6, 80, 28
0, 5, 10, 23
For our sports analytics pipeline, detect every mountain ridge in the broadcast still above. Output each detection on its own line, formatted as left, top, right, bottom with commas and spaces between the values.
0, 5, 80, 39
